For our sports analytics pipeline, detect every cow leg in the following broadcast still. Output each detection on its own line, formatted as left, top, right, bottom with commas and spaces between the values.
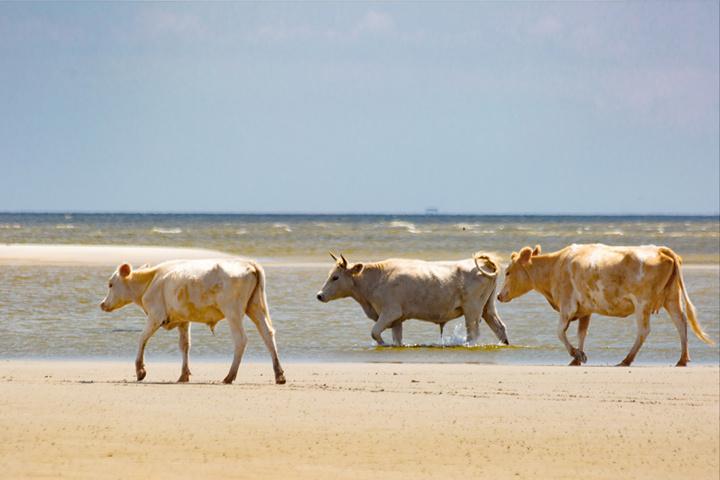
371, 311, 400, 346
223, 314, 248, 384
246, 302, 286, 384
569, 316, 590, 366
558, 315, 586, 365
135, 320, 160, 381
664, 299, 690, 367
464, 315, 481, 345
391, 322, 403, 346
618, 307, 651, 367
177, 323, 191, 382
482, 300, 509, 345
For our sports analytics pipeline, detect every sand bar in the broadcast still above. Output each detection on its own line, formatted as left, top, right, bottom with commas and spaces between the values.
0, 360, 717, 479
0, 244, 233, 266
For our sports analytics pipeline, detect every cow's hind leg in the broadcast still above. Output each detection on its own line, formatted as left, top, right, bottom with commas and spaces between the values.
569, 315, 590, 366
482, 300, 509, 345
664, 298, 690, 367
135, 320, 160, 381
177, 323, 191, 382
617, 306, 651, 367
223, 314, 248, 384
247, 302, 286, 384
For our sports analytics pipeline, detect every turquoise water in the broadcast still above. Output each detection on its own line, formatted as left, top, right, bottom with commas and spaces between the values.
0, 213, 718, 365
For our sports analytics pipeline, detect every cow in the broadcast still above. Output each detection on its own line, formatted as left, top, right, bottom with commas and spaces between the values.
315, 253, 509, 346
497, 243, 714, 366
100, 259, 286, 384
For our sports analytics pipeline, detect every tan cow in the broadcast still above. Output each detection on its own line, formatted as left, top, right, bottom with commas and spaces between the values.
100, 259, 286, 384
497, 243, 714, 366
316, 253, 509, 346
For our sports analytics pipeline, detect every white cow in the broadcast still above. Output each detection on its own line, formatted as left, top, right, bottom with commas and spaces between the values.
100, 259, 286, 384
316, 253, 509, 346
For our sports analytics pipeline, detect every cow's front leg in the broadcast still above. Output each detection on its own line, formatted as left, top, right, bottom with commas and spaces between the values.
177, 323, 191, 382
557, 314, 586, 365
135, 319, 161, 381
391, 322, 403, 346
569, 315, 591, 366
371, 311, 400, 346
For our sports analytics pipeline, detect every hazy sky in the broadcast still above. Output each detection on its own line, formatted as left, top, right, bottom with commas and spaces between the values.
1, 2, 718, 214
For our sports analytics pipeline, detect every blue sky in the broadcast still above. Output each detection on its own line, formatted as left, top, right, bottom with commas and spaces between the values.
1, 2, 718, 215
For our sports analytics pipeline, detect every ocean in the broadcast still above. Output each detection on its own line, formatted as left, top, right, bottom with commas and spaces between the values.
1, 213, 718, 365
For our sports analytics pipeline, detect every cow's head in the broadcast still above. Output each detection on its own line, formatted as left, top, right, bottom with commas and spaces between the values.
497, 245, 541, 303
100, 263, 134, 312
316, 253, 363, 303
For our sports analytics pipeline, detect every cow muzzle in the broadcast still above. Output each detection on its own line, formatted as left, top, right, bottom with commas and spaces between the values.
316, 292, 326, 302
100, 301, 111, 312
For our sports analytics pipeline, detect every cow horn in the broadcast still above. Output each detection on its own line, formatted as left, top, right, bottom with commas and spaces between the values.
329, 252, 338, 262
339, 254, 348, 268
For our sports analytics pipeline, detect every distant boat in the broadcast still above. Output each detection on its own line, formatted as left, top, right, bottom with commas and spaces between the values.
424, 207, 439, 215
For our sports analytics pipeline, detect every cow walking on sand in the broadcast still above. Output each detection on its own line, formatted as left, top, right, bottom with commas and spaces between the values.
316, 253, 509, 346
100, 259, 286, 384
497, 243, 714, 366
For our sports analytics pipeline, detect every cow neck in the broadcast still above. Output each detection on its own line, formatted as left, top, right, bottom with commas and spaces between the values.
526, 255, 557, 307
350, 264, 381, 306
128, 268, 159, 305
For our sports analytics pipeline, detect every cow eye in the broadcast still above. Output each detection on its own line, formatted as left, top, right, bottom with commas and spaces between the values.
108, 282, 113, 288
331, 276, 339, 281
505, 271, 511, 277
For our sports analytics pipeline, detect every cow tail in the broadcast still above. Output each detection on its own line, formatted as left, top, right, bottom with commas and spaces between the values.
473, 254, 499, 278
662, 248, 713, 345
249, 262, 273, 327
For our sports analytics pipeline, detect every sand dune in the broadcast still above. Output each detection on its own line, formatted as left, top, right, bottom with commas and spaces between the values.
0, 244, 233, 266
0, 361, 717, 479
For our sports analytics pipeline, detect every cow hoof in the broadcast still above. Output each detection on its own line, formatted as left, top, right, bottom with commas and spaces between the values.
177, 375, 190, 383
615, 361, 631, 367
136, 368, 146, 381
675, 360, 688, 367
501, 339, 510, 346
569, 358, 582, 366
275, 374, 286, 385
571, 349, 587, 364
222, 375, 235, 384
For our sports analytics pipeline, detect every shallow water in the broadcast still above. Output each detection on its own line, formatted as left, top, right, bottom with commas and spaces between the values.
0, 214, 718, 365
0, 263, 717, 366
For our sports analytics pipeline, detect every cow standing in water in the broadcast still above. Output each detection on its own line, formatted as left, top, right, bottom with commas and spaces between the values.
316, 253, 509, 346
100, 259, 286, 384
497, 244, 714, 366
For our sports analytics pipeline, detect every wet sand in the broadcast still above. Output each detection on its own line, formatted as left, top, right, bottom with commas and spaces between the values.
1, 360, 717, 479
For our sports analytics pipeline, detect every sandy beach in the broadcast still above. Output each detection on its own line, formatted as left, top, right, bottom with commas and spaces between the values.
0, 360, 717, 479
0, 244, 232, 266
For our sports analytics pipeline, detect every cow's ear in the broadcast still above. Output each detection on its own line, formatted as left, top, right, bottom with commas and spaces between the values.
518, 247, 533, 264
510, 252, 518, 261
350, 263, 363, 275
532, 245, 542, 256
119, 263, 132, 278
